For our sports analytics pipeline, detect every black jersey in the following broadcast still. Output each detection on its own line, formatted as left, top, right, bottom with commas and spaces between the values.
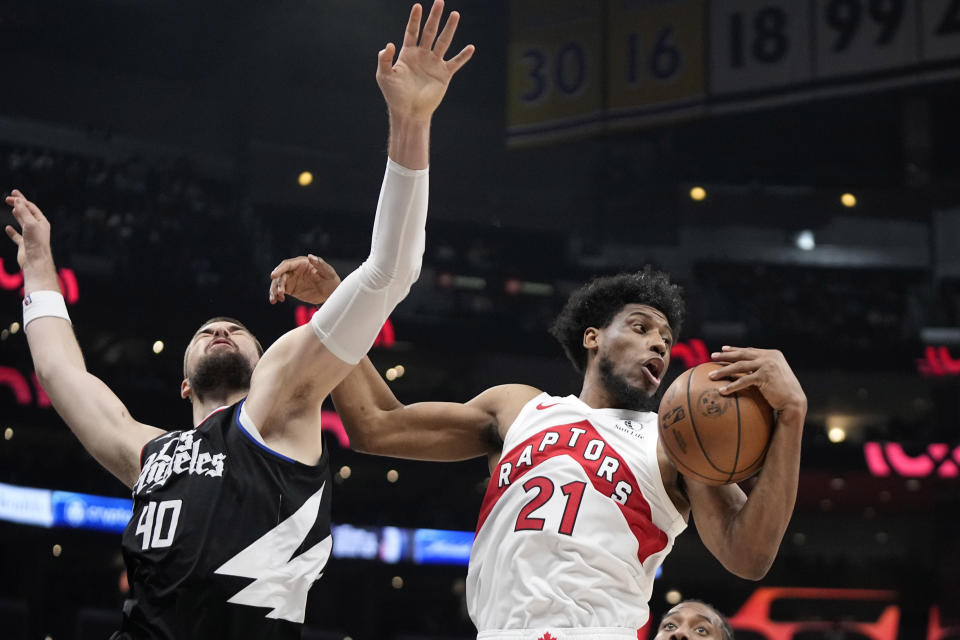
119, 400, 332, 640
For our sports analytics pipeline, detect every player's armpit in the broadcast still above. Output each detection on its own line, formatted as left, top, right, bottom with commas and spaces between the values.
469, 383, 543, 444
244, 325, 355, 437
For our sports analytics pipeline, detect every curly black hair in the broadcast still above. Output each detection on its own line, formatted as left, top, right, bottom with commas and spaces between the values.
548, 267, 685, 374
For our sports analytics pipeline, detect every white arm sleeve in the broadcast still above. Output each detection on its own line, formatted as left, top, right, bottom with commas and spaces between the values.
310, 158, 428, 364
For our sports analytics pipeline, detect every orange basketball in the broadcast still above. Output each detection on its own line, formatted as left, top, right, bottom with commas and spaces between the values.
658, 362, 774, 486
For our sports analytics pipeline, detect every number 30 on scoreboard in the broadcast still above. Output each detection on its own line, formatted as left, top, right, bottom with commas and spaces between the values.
506, 0, 603, 139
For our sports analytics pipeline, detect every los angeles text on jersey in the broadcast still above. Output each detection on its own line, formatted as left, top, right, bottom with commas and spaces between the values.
134, 430, 226, 494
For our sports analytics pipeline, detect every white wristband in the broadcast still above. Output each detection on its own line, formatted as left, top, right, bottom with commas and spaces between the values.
23, 290, 71, 327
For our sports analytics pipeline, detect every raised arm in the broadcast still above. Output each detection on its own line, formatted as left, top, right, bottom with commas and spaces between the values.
4, 190, 163, 488
244, 1, 474, 455
681, 347, 806, 580
380, 1, 474, 170
269, 255, 539, 463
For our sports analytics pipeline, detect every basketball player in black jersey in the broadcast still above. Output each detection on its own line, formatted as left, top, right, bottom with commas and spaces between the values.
4, 3, 473, 638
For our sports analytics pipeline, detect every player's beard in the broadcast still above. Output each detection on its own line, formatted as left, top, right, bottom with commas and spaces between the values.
598, 354, 662, 412
188, 350, 253, 401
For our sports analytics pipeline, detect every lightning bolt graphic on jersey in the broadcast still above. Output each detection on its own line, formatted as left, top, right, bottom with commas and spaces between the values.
214, 483, 332, 623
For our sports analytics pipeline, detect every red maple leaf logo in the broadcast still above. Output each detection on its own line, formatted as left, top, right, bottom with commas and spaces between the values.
538, 634, 557, 640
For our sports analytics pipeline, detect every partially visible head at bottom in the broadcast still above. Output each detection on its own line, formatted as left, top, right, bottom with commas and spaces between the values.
653, 600, 734, 640
181, 317, 264, 403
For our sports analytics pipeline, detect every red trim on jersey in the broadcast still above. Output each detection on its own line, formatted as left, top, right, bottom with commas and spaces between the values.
476, 420, 669, 565
199, 404, 231, 425
637, 618, 651, 639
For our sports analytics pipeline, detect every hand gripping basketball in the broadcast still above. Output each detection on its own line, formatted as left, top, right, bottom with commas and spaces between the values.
658, 362, 773, 486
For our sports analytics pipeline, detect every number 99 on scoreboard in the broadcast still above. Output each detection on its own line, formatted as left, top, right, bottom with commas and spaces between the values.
704, 0, 960, 94
507, 0, 960, 143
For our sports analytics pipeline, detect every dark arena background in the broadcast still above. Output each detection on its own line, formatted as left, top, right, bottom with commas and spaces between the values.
2, 0, 960, 638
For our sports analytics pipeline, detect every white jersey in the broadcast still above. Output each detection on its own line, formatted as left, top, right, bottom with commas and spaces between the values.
466, 393, 687, 638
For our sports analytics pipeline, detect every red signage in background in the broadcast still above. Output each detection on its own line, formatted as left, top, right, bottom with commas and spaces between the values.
669, 339, 709, 368
294, 304, 395, 348
928, 606, 960, 640
637, 587, 904, 640
0, 367, 32, 405
0, 367, 52, 408
0, 258, 79, 304
56, 267, 79, 304
0, 258, 21, 290
728, 587, 900, 640
864, 442, 960, 478
917, 346, 960, 377
294, 304, 315, 327
320, 410, 349, 448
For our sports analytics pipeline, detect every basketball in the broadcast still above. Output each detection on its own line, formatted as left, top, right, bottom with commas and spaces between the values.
658, 362, 774, 486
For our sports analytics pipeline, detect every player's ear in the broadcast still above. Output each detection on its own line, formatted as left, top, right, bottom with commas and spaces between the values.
181, 378, 192, 401
583, 326, 599, 350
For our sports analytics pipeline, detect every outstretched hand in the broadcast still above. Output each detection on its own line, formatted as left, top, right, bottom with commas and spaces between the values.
377, 0, 475, 121
5, 189, 51, 268
269, 254, 341, 306
708, 346, 807, 415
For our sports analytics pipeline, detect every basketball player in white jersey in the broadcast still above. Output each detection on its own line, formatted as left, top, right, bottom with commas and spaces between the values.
270, 261, 806, 639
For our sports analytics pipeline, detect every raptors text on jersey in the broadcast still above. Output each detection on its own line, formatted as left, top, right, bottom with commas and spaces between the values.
467, 393, 687, 636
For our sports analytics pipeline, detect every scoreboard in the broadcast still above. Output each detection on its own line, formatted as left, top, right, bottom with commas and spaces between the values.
507, 0, 960, 144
